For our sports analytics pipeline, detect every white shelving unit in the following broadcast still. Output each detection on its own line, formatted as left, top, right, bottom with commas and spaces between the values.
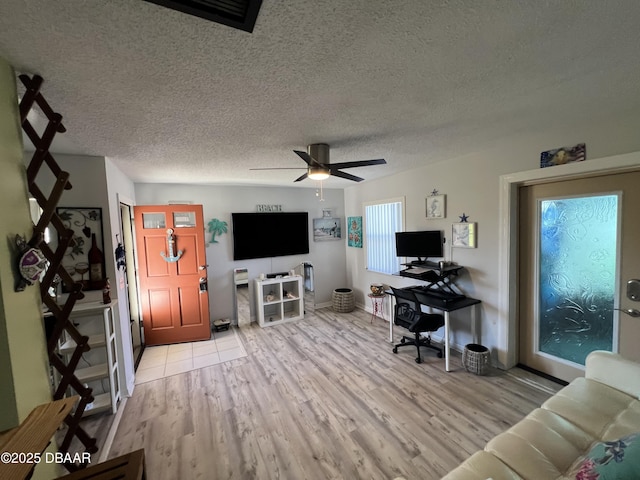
255, 276, 304, 327
49, 300, 121, 417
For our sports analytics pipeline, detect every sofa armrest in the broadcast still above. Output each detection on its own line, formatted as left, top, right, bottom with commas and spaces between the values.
585, 350, 640, 398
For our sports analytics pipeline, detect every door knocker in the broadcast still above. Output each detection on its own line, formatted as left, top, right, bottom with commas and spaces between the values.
161, 228, 183, 263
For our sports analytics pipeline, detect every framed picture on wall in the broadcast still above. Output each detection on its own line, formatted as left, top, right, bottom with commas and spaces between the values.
452, 222, 477, 248
56, 207, 106, 292
313, 217, 342, 241
347, 216, 363, 248
426, 194, 446, 219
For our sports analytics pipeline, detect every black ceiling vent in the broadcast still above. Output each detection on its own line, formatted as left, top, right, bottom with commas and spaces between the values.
145, 0, 263, 33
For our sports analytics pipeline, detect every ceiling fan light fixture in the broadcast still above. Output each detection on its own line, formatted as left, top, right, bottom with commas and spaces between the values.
308, 166, 330, 181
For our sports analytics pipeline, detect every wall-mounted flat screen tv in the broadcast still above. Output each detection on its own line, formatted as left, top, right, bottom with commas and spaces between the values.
232, 212, 309, 260
395, 230, 444, 261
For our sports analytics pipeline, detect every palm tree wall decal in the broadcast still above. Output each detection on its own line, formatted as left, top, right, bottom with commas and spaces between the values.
207, 218, 228, 243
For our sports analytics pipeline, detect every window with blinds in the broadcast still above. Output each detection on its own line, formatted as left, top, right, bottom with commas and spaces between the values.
365, 199, 404, 274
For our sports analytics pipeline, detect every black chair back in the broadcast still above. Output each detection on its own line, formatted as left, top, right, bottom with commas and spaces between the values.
391, 287, 421, 328
390, 287, 420, 310
391, 287, 445, 332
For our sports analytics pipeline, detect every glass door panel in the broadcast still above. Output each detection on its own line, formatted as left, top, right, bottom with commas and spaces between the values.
142, 213, 166, 229
538, 194, 619, 365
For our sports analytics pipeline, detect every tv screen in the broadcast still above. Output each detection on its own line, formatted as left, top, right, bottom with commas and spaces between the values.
395, 230, 444, 260
232, 212, 309, 260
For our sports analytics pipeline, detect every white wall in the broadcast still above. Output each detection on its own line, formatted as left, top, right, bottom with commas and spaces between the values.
134, 184, 346, 322
344, 110, 640, 365
105, 158, 137, 396
34, 153, 137, 397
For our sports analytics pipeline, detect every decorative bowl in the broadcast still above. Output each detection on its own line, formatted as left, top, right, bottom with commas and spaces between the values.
370, 283, 385, 296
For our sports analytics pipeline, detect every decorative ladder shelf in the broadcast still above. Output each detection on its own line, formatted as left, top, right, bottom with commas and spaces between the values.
19, 74, 98, 471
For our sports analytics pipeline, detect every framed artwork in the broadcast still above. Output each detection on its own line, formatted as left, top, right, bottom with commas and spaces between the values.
540, 143, 586, 168
426, 194, 446, 219
56, 207, 106, 292
313, 217, 341, 241
347, 216, 363, 248
452, 222, 477, 248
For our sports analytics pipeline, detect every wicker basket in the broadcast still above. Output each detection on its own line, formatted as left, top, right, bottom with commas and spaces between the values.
332, 288, 355, 313
462, 343, 490, 375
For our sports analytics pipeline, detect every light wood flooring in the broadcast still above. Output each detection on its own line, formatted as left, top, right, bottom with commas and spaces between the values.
108, 307, 561, 479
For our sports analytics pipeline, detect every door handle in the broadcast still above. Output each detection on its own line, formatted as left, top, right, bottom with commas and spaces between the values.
615, 308, 640, 318
199, 264, 209, 271
199, 277, 208, 293
627, 279, 640, 301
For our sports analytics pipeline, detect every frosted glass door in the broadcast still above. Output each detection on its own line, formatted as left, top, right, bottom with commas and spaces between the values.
519, 170, 640, 382
538, 195, 619, 366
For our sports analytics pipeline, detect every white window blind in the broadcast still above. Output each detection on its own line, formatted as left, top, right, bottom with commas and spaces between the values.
365, 200, 403, 274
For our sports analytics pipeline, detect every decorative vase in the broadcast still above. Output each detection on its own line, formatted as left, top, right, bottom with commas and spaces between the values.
370, 283, 384, 296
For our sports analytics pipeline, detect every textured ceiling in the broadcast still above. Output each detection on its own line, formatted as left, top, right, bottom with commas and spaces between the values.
1, 1, 640, 188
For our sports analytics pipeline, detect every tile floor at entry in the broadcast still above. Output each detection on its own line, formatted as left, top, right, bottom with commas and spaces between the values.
134, 327, 247, 384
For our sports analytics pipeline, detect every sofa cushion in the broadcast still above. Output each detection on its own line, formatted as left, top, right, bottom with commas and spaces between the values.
585, 351, 640, 399
485, 408, 593, 479
440, 450, 522, 480
542, 378, 636, 439
601, 400, 640, 440
569, 432, 640, 480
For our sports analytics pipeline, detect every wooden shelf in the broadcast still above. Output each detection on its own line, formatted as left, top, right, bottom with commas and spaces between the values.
55, 301, 121, 417
58, 334, 106, 354
75, 364, 109, 383
82, 393, 111, 417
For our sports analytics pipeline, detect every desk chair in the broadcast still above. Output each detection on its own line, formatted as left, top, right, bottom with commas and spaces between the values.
391, 287, 445, 363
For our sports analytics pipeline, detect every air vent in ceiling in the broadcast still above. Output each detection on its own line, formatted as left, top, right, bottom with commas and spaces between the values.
144, 0, 263, 33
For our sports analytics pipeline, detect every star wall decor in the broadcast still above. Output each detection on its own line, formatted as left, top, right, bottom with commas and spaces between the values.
459, 213, 470, 222
430, 189, 439, 196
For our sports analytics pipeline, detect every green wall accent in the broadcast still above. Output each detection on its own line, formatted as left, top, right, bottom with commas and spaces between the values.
0, 58, 53, 437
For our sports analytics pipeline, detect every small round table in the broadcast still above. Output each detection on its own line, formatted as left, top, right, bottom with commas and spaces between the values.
368, 293, 386, 323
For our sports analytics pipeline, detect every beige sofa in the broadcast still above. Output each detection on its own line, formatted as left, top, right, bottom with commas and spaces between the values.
442, 350, 640, 480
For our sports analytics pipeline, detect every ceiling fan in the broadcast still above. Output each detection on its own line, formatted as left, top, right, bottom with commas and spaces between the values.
250, 143, 386, 182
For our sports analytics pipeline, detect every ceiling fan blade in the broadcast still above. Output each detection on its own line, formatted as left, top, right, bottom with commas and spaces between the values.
328, 159, 386, 169
294, 172, 308, 182
329, 169, 364, 182
293, 150, 320, 166
249, 167, 306, 170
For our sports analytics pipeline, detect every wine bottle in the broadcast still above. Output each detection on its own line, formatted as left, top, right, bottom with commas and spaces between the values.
88, 233, 104, 289
102, 278, 111, 304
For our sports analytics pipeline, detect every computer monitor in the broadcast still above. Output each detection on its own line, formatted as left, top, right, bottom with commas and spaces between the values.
395, 230, 444, 263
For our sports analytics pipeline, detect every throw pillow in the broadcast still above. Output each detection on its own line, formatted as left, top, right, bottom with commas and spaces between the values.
574, 432, 640, 480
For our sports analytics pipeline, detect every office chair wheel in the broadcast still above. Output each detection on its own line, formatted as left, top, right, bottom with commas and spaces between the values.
415, 357, 422, 364
393, 347, 398, 354
437, 351, 443, 358
400, 337, 406, 344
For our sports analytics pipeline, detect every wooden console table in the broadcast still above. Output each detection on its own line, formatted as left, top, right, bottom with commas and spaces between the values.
0, 397, 146, 480
0, 397, 77, 480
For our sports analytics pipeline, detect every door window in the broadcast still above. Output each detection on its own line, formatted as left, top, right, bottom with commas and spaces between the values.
142, 213, 166, 229
173, 211, 196, 228
537, 194, 619, 365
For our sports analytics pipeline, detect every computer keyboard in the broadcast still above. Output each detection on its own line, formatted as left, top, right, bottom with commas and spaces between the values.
406, 266, 429, 274
412, 286, 465, 301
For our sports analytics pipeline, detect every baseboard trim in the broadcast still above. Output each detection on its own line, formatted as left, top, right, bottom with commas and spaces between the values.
98, 396, 128, 462
516, 363, 569, 386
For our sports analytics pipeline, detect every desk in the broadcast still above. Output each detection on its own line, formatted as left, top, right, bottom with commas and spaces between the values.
387, 288, 481, 372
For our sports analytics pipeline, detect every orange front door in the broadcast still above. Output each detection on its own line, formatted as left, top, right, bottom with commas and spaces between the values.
134, 205, 210, 345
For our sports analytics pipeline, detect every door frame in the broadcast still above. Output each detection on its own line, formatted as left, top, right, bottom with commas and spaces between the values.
119, 200, 145, 369
497, 151, 640, 369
